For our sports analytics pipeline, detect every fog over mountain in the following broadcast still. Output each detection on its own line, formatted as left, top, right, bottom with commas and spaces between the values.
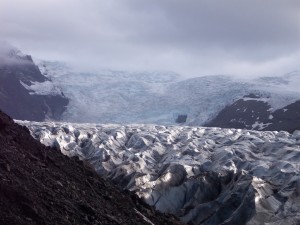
1, 0, 299, 77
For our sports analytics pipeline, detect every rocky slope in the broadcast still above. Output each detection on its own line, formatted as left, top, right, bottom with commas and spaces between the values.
0, 110, 182, 225
0, 44, 68, 121
205, 93, 300, 132
20, 121, 300, 225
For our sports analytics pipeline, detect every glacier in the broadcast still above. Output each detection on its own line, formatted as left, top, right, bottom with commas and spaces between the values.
21, 60, 300, 126
18, 121, 300, 225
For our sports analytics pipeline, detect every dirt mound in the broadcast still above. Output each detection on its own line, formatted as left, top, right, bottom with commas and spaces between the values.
0, 110, 182, 225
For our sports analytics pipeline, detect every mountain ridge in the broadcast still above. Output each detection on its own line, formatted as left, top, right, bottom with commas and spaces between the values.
0, 45, 69, 121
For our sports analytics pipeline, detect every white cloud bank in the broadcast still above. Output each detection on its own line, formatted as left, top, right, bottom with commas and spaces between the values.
1, 0, 299, 77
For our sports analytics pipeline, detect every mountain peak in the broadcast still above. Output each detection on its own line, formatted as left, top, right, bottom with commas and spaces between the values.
0, 41, 32, 63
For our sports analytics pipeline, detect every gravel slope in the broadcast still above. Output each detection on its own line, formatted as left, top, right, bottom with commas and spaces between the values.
0, 111, 182, 225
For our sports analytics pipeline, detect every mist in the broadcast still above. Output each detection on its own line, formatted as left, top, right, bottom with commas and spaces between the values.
1, 0, 299, 77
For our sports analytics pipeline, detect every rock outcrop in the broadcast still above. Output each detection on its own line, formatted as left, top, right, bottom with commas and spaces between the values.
0, 44, 68, 121
205, 94, 300, 133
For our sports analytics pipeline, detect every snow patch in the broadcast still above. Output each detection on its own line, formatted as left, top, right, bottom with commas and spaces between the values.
20, 80, 63, 96
252, 121, 272, 130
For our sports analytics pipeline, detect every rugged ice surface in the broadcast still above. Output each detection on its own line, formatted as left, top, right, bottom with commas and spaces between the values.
28, 60, 300, 125
19, 121, 300, 225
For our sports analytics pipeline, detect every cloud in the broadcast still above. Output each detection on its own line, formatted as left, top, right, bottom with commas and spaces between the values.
0, 0, 299, 77
0, 40, 32, 65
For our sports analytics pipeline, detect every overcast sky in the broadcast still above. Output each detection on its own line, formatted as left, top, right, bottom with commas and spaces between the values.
1, 0, 299, 77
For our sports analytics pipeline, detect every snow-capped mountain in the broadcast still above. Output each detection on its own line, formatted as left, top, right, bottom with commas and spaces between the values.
0, 44, 68, 121
19, 121, 300, 225
205, 94, 300, 133
30, 60, 300, 132
205, 71, 300, 132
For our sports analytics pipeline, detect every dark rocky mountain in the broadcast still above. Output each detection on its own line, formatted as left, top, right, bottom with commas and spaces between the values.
0, 46, 68, 121
205, 93, 300, 132
0, 110, 183, 225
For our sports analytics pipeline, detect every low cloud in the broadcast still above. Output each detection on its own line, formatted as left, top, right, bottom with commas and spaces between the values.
0, 0, 299, 77
0, 40, 32, 65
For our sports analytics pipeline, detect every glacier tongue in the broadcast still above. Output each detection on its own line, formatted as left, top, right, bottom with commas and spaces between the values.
33, 60, 300, 127
19, 121, 300, 225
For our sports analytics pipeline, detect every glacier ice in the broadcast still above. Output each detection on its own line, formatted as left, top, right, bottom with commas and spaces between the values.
18, 121, 300, 225
29, 60, 300, 125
